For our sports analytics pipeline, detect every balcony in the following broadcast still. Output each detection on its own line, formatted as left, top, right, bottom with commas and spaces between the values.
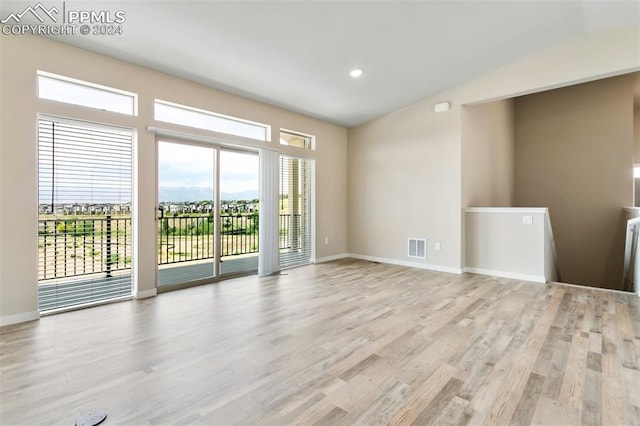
38, 213, 300, 310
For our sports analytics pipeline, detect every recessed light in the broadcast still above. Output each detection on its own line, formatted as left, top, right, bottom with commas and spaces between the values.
349, 68, 364, 78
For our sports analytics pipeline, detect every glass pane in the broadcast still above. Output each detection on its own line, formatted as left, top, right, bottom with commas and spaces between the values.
220, 150, 259, 275
155, 100, 268, 141
158, 142, 216, 287
280, 130, 314, 150
38, 73, 136, 116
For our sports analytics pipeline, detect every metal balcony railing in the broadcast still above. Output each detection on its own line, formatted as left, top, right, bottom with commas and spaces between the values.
38, 215, 132, 281
38, 213, 298, 281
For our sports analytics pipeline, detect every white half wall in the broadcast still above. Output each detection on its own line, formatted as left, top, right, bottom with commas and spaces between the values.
465, 208, 549, 283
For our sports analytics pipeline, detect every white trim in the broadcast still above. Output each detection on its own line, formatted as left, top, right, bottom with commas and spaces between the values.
147, 126, 318, 161
314, 253, 349, 263
464, 267, 546, 283
154, 98, 269, 134
280, 128, 316, 150
136, 289, 157, 299
551, 281, 636, 295
464, 207, 548, 214
0, 311, 40, 327
148, 125, 270, 151
348, 253, 462, 274
37, 70, 138, 116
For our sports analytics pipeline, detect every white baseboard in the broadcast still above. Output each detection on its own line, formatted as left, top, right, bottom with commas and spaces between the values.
136, 288, 157, 299
0, 310, 40, 327
348, 253, 463, 274
552, 281, 635, 295
314, 253, 349, 263
464, 267, 546, 283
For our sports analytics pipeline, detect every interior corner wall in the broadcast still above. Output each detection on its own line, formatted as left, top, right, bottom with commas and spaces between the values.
461, 99, 515, 208
513, 75, 635, 290
348, 26, 639, 274
347, 101, 462, 271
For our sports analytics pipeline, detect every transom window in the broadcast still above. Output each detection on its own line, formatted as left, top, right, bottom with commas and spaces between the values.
37, 71, 137, 116
280, 129, 314, 150
154, 99, 269, 141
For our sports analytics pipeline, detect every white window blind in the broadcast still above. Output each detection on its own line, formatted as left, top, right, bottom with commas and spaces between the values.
279, 156, 312, 268
37, 117, 134, 312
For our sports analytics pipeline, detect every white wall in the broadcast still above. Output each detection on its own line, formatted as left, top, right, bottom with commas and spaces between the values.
348, 26, 640, 272
0, 34, 348, 325
465, 208, 547, 282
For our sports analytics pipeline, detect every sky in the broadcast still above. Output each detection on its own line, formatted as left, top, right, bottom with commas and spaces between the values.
158, 141, 259, 202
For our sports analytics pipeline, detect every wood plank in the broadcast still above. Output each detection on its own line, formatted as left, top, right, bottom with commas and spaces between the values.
558, 333, 589, 409
386, 363, 457, 425
481, 287, 565, 425
510, 372, 545, 425
581, 368, 602, 426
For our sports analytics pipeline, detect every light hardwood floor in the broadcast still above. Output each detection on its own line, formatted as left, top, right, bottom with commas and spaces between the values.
1, 259, 639, 425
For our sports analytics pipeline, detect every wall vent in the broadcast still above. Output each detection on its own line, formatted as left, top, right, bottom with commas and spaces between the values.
408, 238, 427, 259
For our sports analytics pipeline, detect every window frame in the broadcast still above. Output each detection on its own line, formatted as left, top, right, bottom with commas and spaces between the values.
280, 128, 316, 150
37, 70, 138, 116
154, 99, 271, 142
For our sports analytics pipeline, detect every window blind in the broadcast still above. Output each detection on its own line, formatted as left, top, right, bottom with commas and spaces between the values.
279, 156, 312, 269
37, 118, 134, 312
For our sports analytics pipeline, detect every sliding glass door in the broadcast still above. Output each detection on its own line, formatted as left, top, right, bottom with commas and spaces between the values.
157, 142, 260, 289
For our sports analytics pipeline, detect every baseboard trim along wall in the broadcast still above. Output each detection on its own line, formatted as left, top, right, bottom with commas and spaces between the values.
136, 289, 158, 299
553, 280, 636, 295
0, 310, 40, 327
348, 253, 463, 274
464, 267, 546, 283
314, 253, 349, 263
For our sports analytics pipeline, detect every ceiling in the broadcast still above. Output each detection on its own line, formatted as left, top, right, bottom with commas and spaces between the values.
1, 1, 639, 127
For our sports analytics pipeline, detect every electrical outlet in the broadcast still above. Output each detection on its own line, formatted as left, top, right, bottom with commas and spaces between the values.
434, 242, 441, 251
324, 237, 329, 245
522, 216, 533, 225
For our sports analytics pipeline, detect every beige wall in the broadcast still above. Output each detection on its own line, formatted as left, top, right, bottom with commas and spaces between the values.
635, 106, 640, 161
348, 26, 639, 272
513, 75, 635, 290
461, 99, 515, 208
0, 34, 348, 324
348, 100, 462, 270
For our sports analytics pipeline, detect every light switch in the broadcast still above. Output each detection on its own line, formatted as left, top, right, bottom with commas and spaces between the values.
434, 242, 441, 251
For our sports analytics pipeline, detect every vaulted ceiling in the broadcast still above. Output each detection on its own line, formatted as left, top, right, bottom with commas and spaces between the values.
2, 1, 639, 126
